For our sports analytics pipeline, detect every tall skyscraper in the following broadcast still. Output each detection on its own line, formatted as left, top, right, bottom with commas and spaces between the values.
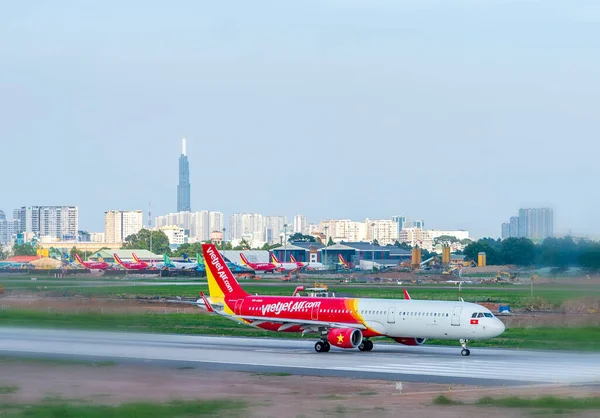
501, 223, 510, 239
509, 216, 519, 238
518, 208, 554, 241
177, 138, 191, 212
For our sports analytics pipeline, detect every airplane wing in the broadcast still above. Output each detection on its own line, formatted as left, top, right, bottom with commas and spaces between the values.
218, 312, 367, 331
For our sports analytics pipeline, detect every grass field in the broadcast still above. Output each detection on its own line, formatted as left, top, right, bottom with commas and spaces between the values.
0, 399, 246, 418
2, 309, 599, 351
3, 280, 598, 309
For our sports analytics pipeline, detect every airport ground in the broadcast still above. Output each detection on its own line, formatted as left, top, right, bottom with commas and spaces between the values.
2, 273, 600, 416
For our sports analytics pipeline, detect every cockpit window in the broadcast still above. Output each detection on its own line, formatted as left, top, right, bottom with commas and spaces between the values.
484, 313, 493, 318
477, 313, 484, 318
471, 313, 478, 318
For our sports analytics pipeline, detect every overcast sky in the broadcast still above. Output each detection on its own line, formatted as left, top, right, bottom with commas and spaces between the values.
1, 0, 599, 239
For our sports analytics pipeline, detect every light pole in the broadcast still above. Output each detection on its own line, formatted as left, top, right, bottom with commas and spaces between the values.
222, 227, 226, 251
371, 223, 375, 268
283, 224, 288, 263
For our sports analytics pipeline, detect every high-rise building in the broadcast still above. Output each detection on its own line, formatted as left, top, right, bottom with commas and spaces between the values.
392, 216, 406, 240
156, 210, 223, 241
501, 223, 510, 239
177, 138, 191, 212
518, 208, 554, 241
104, 210, 143, 243
16, 206, 78, 240
509, 216, 519, 238
366, 219, 400, 246
293, 215, 307, 235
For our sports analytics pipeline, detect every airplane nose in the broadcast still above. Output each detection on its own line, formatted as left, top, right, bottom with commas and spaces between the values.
493, 319, 506, 336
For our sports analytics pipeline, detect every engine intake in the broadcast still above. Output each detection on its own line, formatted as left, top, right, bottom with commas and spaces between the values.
393, 337, 426, 346
327, 328, 363, 349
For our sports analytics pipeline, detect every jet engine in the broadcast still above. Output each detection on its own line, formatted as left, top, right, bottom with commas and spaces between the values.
327, 328, 363, 349
393, 337, 426, 346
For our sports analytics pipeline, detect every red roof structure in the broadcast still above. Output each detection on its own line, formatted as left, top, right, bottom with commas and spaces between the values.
5, 256, 40, 263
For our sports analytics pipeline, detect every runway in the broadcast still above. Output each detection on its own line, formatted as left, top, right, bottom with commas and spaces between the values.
1, 327, 599, 386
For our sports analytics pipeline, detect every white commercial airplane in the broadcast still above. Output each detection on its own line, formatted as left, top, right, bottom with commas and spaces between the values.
197, 244, 506, 356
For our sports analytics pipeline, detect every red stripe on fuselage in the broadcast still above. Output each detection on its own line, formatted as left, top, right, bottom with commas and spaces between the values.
227, 295, 361, 326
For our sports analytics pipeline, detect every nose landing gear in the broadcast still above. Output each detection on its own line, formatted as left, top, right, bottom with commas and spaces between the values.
460, 339, 470, 356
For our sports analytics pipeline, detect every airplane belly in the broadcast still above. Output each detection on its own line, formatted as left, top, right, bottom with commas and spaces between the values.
364, 321, 387, 335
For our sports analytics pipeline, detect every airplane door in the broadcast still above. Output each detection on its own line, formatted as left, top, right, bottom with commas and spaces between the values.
451, 306, 462, 326
311, 305, 319, 320
387, 307, 396, 324
234, 299, 244, 315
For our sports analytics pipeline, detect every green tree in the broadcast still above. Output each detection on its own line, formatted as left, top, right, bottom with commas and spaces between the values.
500, 237, 536, 266
579, 243, 600, 272
394, 241, 412, 251
463, 238, 503, 265
433, 235, 458, 246
0, 246, 8, 260
327, 236, 335, 246
12, 243, 37, 257
288, 233, 315, 243
233, 238, 251, 251
260, 242, 280, 251
69, 246, 87, 261
121, 229, 171, 255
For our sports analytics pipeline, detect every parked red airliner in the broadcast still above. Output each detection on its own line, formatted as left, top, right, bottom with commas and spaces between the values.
74, 254, 110, 270
239, 253, 279, 273
200, 244, 504, 356
113, 253, 149, 270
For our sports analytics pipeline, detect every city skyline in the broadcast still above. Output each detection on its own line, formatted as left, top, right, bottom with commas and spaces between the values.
2, 2, 598, 238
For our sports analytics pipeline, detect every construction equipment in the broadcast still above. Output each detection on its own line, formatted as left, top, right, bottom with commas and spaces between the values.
496, 270, 516, 282
0, 285, 4, 294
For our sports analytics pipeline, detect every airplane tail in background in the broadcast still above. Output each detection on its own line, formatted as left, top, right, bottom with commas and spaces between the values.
132, 253, 141, 263
290, 254, 297, 263
239, 253, 250, 265
163, 254, 172, 266
113, 254, 125, 267
203, 244, 249, 303
338, 254, 349, 266
74, 254, 84, 265
196, 253, 204, 266
271, 253, 280, 264
97, 254, 105, 263
182, 253, 190, 262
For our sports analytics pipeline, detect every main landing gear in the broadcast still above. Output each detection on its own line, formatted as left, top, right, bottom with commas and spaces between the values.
358, 339, 373, 352
460, 339, 471, 356
314, 341, 330, 353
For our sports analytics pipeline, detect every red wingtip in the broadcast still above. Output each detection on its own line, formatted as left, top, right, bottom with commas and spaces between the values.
199, 292, 214, 313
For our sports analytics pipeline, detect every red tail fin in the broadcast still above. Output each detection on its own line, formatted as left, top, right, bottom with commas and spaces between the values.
204, 244, 248, 298
239, 253, 250, 265
132, 253, 141, 263
113, 254, 124, 266
74, 254, 84, 264
271, 253, 280, 264
290, 254, 297, 263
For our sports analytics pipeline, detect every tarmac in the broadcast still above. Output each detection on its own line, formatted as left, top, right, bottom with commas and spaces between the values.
2, 327, 600, 386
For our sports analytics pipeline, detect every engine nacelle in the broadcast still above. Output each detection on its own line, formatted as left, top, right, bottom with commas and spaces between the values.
327, 328, 363, 349
393, 337, 426, 346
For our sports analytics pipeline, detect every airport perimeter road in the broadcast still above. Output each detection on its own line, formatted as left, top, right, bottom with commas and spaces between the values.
1, 327, 599, 386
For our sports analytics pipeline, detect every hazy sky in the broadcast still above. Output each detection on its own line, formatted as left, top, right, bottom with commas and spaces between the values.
2, 0, 599, 239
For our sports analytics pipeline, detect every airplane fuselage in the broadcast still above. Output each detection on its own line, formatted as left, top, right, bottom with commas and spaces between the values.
222, 295, 504, 341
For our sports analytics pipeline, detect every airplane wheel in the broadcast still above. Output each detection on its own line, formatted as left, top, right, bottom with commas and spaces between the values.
358, 342, 367, 352
323, 342, 331, 352
315, 341, 326, 353
461, 349, 470, 356
365, 340, 374, 351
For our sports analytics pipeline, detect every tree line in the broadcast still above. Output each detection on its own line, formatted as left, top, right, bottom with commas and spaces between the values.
463, 237, 600, 271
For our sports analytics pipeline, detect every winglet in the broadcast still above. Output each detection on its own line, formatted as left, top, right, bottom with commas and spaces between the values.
403, 288, 411, 300
199, 292, 214, 313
